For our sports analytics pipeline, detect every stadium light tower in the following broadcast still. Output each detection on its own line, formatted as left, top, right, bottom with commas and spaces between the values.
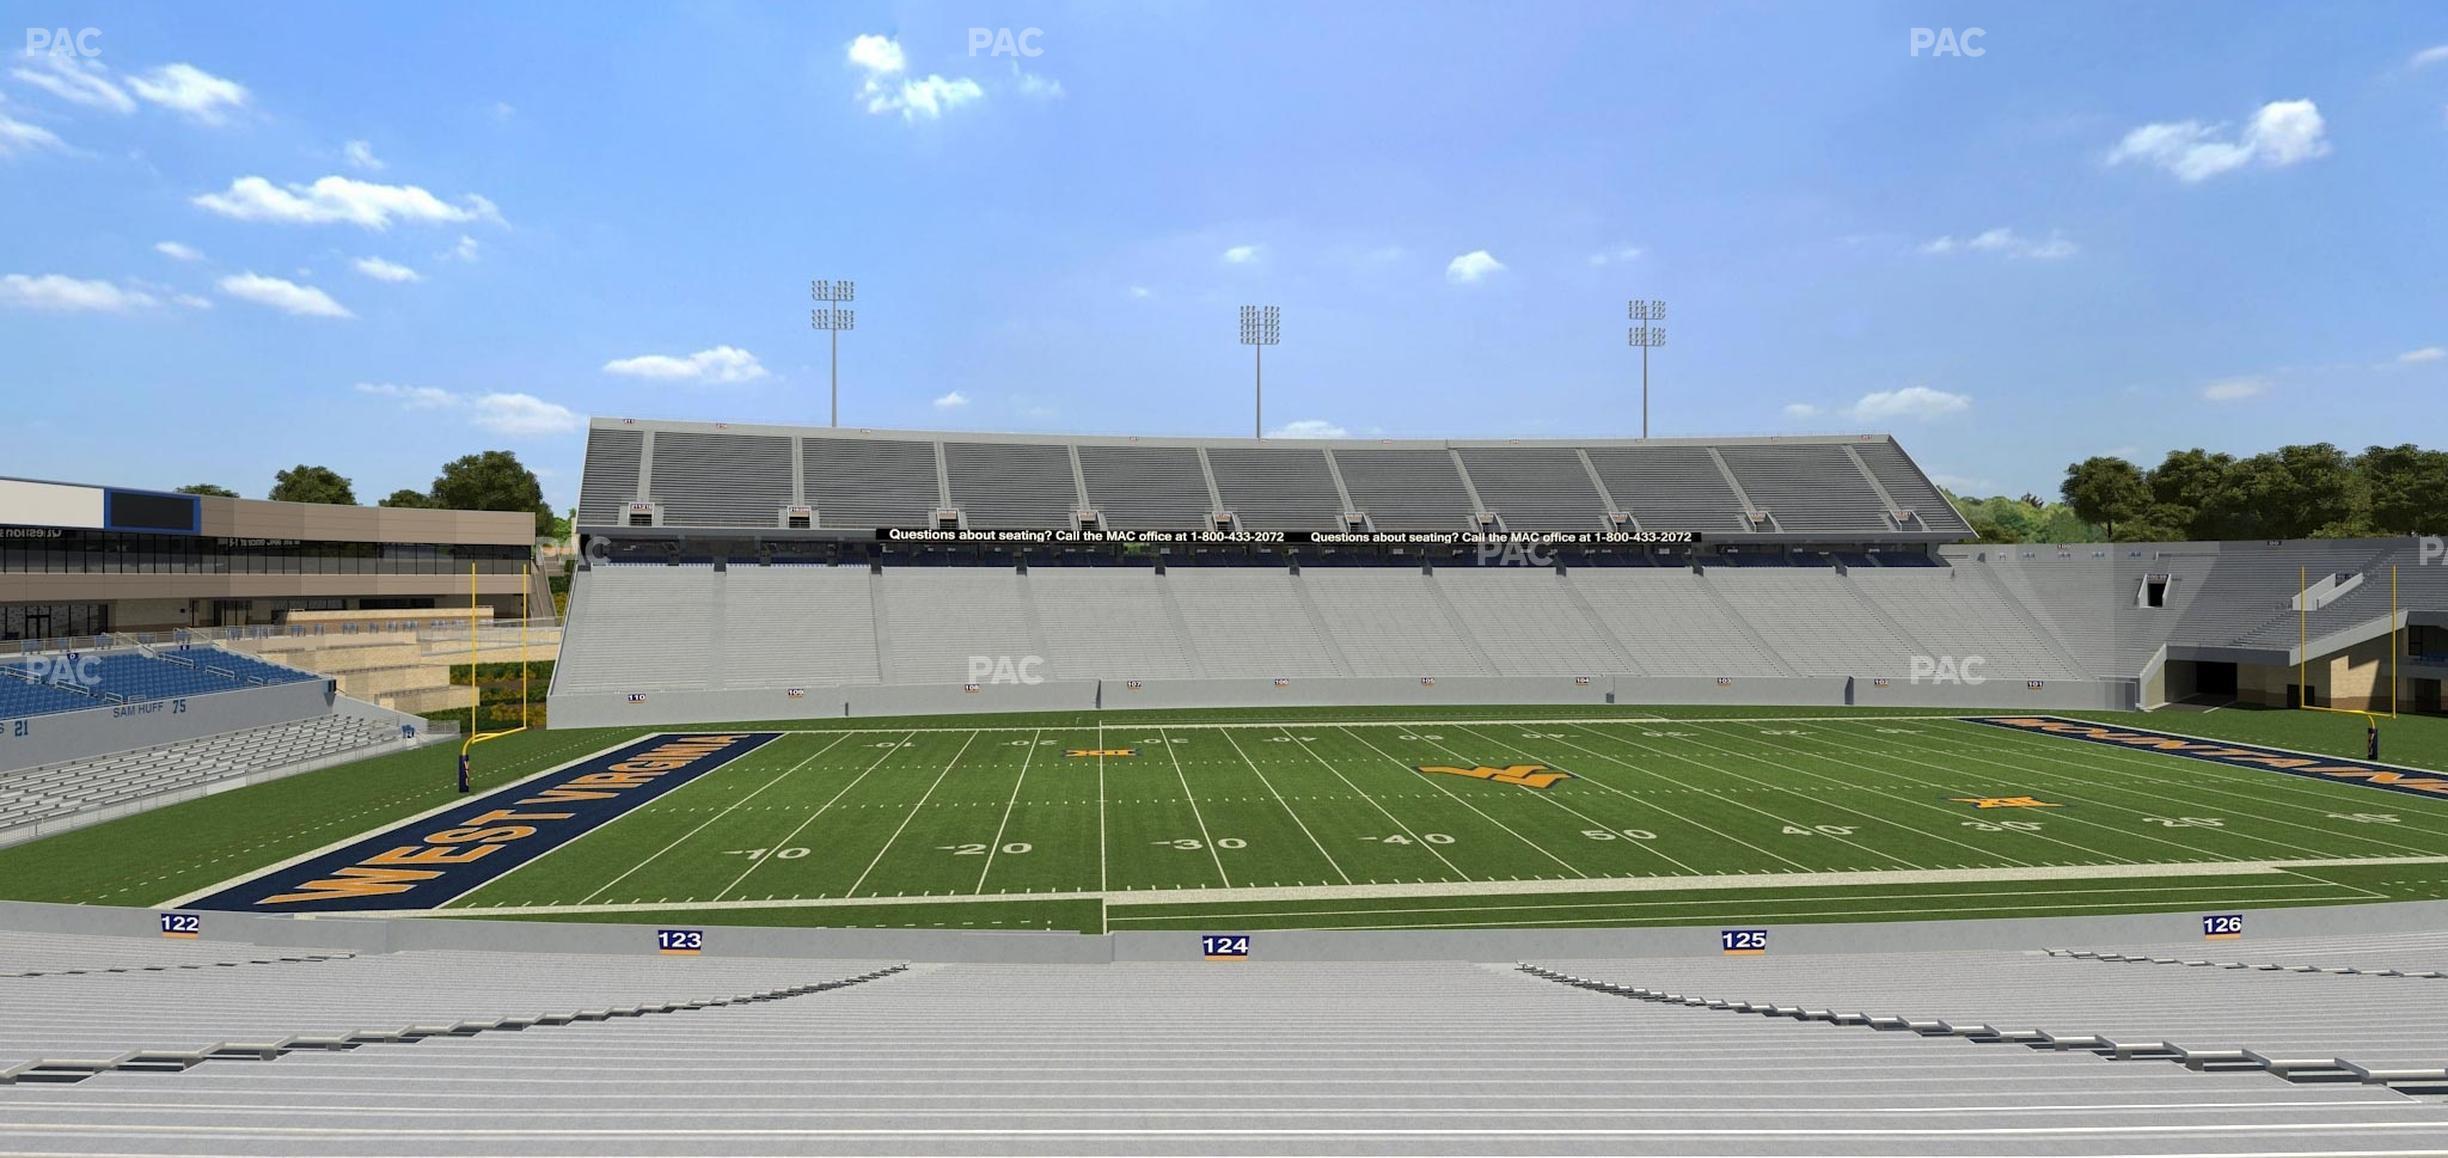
1240, 305, 1280, 439
1628, 298, 1666, 439
810, 279, 856, 427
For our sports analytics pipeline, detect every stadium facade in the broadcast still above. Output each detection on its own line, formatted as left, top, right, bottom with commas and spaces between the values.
0, 475, 545, 642
553, 418, 2444, 725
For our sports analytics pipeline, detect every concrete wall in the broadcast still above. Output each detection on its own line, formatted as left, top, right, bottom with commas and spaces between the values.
0, 678, 334, 774
1850, 676, 2135, 711
10, 896, 2446, 964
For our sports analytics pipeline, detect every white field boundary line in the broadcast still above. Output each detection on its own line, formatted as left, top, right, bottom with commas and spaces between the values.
157, 731, 666, 910
347, 853, 2448, 918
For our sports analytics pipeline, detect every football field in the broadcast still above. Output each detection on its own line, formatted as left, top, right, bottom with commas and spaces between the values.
293, 711, 2448, 932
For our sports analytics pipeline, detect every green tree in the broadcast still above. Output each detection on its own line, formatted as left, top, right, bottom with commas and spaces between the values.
268, 464, 357, 506
2227, 443, 2359, 540
2059, 456, 2149, 539
2145, 449, 2248, 539
429, 450, 552, 535
174, 483, 238, 498
2357, 444, 2448, 535
378, 488, 438, 509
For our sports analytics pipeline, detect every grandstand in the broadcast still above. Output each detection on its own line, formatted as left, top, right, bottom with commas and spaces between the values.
551, 420, 2443, 725
5, 918, 2446, 1154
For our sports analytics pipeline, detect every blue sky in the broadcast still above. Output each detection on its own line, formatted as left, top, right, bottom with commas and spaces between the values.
3, 2, 2444, 511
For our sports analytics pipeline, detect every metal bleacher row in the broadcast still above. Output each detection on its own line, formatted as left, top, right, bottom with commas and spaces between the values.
0, 716, 409, 838
5, 946, 2442, 1154
553, 562, 2094, 693
0, 646, 319, 722
577, 419, 1975, 537
1530, 931, 2448, 1095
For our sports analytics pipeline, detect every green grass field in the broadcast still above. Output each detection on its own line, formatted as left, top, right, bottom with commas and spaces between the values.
9, 705, 2447, 933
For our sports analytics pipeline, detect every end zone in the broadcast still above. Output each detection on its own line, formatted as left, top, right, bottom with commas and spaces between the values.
176, 732, 779, 914
1964, 716, 2448, 801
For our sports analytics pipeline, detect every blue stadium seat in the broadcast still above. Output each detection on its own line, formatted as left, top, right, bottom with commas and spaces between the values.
0, 648, 315, 721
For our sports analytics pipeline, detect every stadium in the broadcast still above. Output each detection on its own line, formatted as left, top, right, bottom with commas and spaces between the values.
9, 5, 2448, 1154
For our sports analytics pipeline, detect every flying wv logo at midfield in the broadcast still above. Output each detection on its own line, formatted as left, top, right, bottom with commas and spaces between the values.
1416, 764, 1573, 790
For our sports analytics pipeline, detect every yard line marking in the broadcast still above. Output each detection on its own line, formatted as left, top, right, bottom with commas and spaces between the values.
1467, 727, 1807, 873
578, 731, 855, 905
1216, 727, 1351, 885
1275, 727, 1467, 877
1578, 721, 1990, 870
1903, 719, 2448, 853
712, 730, 916, 902
1337, 726, 1590, 879
1789, 723, 2348, 863
847, 730, 984, 897
1159, 726, 1232, 888
1448, 724, 1701, 876
974, 728, 1042, 895
1666, 723, 2073, 867
1540, 727, 1830, 871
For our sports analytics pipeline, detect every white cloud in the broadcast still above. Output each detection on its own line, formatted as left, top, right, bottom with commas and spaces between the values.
1928, 473, 1993, 495
1266, 419, 1350, 439
217, 272, 353, 318
171, 292, 211, 310
470, 392, 582, 435
1919, 227, 2077, 260
1127, 285, 1152, 299
601, 345, 769, 384
356, 383, 581, 435
1781, 402, 1822, 420
443, 235, 481, 262
847, 34, 985, 121
1015, 70, 1064, 99
1221, 244, 1260, 264
0, 273, 157, 312
354, 382, 458, 409
2410, 44, 2448, 69
352, 256, 421, 283
932, 390, 970, 410
1445, 249, 1505, 284
2201, 376, 2271, 402
10, 55, 133, 114
194, 175, 502, 229
343, 139, 384, 171
2396, 346, 2445, 364
2108, 99, 2330, 182
1586, 245, 1643, 266
1847, 385, 1971, 422
0, 104, 65, 157
154, 241, 203, 262
847, 34, 907, 74
126, 63, 249, 123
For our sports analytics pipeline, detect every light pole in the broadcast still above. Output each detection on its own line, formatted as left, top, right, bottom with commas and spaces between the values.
810, 279, 856, 427
1628, 299, 1666, 438
1240, 305, 1279, 438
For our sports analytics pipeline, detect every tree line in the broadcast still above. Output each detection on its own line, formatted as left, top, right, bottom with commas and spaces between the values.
1950, 442, 2448, 544
175, 450, 567, 537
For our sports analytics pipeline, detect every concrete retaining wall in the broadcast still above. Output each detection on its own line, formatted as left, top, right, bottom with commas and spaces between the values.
0, 679, 335, 774
9, 896, 2444, 964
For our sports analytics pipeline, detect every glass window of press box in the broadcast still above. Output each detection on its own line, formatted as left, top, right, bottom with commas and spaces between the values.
0, 530, 531, 574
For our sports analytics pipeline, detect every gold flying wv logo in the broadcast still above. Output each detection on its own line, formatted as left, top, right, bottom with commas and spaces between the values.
1417, 764, 1573, 790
